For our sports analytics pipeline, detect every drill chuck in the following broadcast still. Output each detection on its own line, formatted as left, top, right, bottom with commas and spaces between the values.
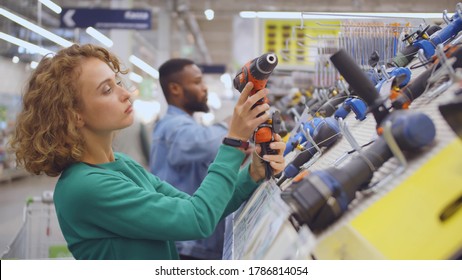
234, 53, 278, 94
255, 53, 278, 76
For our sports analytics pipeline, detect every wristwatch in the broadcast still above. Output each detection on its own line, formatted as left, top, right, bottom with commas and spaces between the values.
222, 137, 250, 150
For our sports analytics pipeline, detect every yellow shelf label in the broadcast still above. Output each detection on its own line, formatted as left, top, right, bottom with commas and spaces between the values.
351, 140, 462, 259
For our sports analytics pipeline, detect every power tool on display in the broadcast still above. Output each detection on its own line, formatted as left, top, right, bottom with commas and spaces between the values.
234, 53, 280, 180
277, 49, 437, 232
390, 24, 442, 67
391, 44, 462, 110
281, 110, 436, 232
330, 49, 392, 126
439, 89, 462, 140
391, 3, 462, 67
330, 47, 462, 126
277, 116, 341, 187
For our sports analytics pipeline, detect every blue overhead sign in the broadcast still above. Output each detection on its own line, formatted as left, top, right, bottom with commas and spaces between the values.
60, 8, 151, 30
197, 64, 226, 74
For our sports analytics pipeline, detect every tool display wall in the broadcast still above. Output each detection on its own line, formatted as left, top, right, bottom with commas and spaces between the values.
224, 5, 462, 260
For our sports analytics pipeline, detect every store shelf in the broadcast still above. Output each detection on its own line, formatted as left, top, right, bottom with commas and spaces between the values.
224, 55, 462, 259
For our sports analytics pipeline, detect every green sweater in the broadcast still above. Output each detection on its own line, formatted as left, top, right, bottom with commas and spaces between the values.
53, 145, 259, 260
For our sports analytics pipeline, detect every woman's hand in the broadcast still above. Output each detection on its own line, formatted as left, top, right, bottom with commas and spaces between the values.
249, 134, 286, 182
226, 82, 270, 141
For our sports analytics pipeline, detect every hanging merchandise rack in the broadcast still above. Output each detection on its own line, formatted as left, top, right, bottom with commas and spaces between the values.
225, 3, 462, 260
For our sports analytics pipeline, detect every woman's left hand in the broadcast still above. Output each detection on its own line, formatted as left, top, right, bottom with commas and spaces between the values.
249, 133, 286, 182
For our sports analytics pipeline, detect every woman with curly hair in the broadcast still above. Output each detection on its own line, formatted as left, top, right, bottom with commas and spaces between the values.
9, 44, 285, 260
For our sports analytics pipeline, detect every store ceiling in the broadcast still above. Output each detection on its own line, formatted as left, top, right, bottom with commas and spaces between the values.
2, 0, 462, 67
44, 0, 462, 14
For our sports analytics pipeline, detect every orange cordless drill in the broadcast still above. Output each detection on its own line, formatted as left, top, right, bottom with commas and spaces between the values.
233, 52, 279, 180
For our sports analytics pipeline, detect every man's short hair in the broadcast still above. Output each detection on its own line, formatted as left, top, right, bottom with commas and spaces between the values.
159, 58, 195, 100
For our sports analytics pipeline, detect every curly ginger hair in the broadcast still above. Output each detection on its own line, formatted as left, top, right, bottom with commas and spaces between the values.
10, 44, 126, 176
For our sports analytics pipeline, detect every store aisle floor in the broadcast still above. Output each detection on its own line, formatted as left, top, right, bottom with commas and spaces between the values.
0, 174, 58, 254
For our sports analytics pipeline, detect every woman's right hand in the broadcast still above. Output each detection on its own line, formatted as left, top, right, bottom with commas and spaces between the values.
226, 82, 270, 141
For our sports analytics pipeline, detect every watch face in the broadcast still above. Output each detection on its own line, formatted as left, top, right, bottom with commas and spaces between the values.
223, 137, 241, 146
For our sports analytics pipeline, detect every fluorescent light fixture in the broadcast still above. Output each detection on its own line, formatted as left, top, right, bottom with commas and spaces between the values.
239, 11, 448, 19
86, 27, 113, 48
240, 11, 257, 18
12, 56, 19, 63
0, 32, 54, 56
30, 61, 39, 69
129, 72, 143, 84
302, 12, 450, 19
129, 55, 159, 79
204, 9, 215, 20
0, 8, 73, 47
38, 0, 62, 14
240, 11, 302, 19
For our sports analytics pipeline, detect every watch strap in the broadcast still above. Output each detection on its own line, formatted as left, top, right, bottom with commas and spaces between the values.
222, 137, 250, 150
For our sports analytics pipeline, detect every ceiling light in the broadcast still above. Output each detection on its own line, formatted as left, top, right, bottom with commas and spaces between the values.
239, 11, 448, 19
240, 11, 301, 19
12, 56, 20, 64
302, 12, 450, 19
30, 61, 39, 69
86, 27, 113, 48
204, 9, 215, 21
0, 32, 54, 56
129, 72, 143, 84
129, 55, 159, 79
0, 8, 72, 47
38, 0, 62, 14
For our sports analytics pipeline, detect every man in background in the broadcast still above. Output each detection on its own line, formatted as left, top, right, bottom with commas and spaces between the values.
149, 58, 230, 260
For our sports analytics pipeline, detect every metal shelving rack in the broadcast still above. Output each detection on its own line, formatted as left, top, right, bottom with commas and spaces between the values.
224, 13, 462, 259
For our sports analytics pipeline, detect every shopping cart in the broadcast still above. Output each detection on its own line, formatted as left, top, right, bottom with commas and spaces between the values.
1, 190, 72, 259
